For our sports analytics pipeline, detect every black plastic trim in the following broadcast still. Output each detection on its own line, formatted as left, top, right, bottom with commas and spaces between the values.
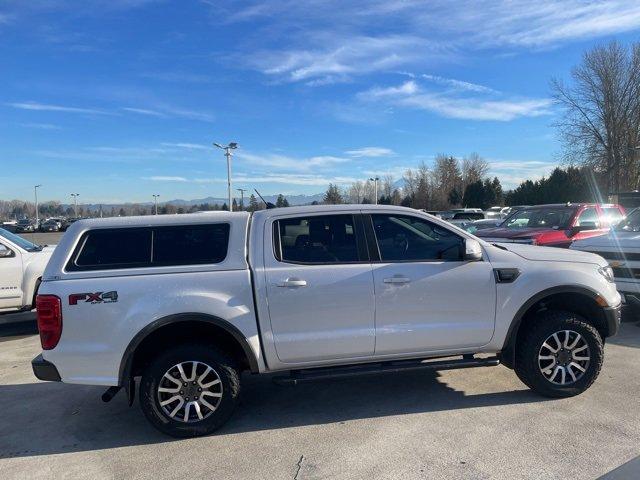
118, 313, 260, 387
493, 268, 520, 283
501, 285, 613, 369
31, 354, 61, 382
603, 303, 622, 336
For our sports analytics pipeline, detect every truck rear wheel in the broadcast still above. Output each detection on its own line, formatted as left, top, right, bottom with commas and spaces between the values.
140, 344, 240, 437
514, 310, 604, 398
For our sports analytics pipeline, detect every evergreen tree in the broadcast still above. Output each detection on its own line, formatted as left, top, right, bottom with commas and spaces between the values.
248, 194, 259, 212
323, 183, 344, 204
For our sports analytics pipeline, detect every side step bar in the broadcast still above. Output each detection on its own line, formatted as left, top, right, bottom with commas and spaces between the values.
273, 355, 500, 386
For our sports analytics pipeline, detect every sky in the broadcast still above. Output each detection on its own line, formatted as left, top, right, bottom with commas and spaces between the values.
2, 0, 640, 204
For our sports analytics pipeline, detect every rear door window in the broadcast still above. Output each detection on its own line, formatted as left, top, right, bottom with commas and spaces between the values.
274, 215, 361, 264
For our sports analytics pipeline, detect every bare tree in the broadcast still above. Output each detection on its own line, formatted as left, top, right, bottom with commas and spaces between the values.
461, 152, 489, 191
432, 154, 462, 210
347, 180, 365, 203
551, 41, 640, 192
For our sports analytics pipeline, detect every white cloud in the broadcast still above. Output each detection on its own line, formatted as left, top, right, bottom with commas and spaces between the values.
236, 151, 349, 171
122, 107, 167, 117
345, 147, 395, 158
144, 176, 188, 182
123, 106, 214, 122
161, 142, 210, 150
7, 101, 110, 115
249, 35, 449, 84
19, 122, 61, 130
224, 1, 640, 83
359, 80, 552, 121
487, 159, 557, 189
421, 75, 497, 94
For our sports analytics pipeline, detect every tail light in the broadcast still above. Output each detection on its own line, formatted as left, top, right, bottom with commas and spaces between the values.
36, 295, 62, 350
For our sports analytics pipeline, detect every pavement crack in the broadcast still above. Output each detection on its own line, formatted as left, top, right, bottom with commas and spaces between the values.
294, 454, 304, 480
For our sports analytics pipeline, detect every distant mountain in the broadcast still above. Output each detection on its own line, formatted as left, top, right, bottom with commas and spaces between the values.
59, 192, 325, 211
164, 193, 324, 206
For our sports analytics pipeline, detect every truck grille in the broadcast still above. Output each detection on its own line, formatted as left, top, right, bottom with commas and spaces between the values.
611, 267, 640, 279
585, 250, 640, 261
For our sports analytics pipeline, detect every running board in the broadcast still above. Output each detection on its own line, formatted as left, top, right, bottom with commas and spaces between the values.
273, 355, 500, 386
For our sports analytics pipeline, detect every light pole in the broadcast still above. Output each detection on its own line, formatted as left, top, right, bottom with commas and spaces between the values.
70, 193, 79, 218
34, 185, 41, 226
152, 194, 160, 215
213, 142, 238, 211
369, 177, 380, 205
236, 188, 247, 210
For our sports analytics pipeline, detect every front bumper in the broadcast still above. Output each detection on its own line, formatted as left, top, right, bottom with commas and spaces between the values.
603, 303, 622, 337
32, 354, 61, 382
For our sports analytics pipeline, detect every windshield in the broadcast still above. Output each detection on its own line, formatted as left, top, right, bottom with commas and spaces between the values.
0, 227, 42, 251
616, 208, 640, 232
500, 207, 576, 229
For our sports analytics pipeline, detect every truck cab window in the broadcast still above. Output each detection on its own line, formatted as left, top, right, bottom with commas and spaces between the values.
371, 214, 463, 261
275, 215, 360, 263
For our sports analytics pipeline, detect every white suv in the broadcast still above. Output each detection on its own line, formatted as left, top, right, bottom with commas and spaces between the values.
32, 205, 621, 437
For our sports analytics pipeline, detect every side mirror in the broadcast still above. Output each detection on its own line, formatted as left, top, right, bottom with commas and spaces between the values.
569, 222, 599, 236
0, 245, 14, 258
464, 238, 483, 261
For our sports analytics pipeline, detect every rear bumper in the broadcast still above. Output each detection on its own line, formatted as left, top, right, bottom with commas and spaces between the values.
32, 354, 61, 382
603, 303, 622, 337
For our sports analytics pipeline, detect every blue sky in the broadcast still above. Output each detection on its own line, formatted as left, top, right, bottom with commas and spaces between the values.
2, 0, 640, 203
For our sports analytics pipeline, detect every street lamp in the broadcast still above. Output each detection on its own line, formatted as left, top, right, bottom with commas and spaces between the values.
152, 194, 160, 215
369, 177, 380, 205
70, 193, 79, 218
236, 188, 247, 210
34, 185, 42, 226
213, 142, 238, 211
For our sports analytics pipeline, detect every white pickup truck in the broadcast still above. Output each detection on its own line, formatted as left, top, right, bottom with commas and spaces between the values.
0, 228, 53, 313
32, 205, 621, 437
571, 207, 640, 317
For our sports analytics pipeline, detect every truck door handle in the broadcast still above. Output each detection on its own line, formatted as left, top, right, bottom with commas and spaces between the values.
383, 275, 411, 284
277, 278, 307, 288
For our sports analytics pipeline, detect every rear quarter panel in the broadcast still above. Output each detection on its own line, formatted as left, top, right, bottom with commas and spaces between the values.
39, 269, 261, 385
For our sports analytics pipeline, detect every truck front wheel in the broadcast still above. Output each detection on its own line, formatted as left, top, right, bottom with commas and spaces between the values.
140, 344, 240, 437
514, 310, 604, 398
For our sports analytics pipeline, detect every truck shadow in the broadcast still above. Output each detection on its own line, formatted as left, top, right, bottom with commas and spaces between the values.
0, 369, 546, 459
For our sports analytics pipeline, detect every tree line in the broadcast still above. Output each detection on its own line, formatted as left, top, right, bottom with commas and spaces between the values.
0, 193, 293, 220
324, 153, 504, 210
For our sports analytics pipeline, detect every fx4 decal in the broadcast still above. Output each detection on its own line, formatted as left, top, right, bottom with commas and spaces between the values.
69, 291, 118, 305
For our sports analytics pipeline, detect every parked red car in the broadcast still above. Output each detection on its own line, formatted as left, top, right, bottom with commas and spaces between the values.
475, 203, 625, 248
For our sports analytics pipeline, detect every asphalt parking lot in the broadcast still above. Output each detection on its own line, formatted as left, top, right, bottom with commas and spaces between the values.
0, 315, 638, 480
17, 231, 64, 246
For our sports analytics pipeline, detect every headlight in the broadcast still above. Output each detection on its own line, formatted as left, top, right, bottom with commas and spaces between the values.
598, 266, 615, 283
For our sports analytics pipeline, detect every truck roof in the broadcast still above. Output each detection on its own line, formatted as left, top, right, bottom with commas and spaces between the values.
71, 210, 249, 229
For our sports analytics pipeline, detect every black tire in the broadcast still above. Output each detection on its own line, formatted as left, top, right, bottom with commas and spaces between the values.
140, 344, 240, 437
514, 310, 604, 398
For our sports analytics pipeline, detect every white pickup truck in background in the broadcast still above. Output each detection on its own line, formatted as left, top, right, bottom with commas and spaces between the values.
0, 228, 53, 313
571, 207, 640, 318
32, 205, 621, 437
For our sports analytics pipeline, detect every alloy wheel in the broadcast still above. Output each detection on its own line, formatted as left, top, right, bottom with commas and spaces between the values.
157, 361, 223, 423
538, 330, 591, 385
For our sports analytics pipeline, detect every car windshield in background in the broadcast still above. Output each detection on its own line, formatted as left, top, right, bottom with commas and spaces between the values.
501, 207, 576, 229
0, 227, 41, 251
616, 209, 640, 232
